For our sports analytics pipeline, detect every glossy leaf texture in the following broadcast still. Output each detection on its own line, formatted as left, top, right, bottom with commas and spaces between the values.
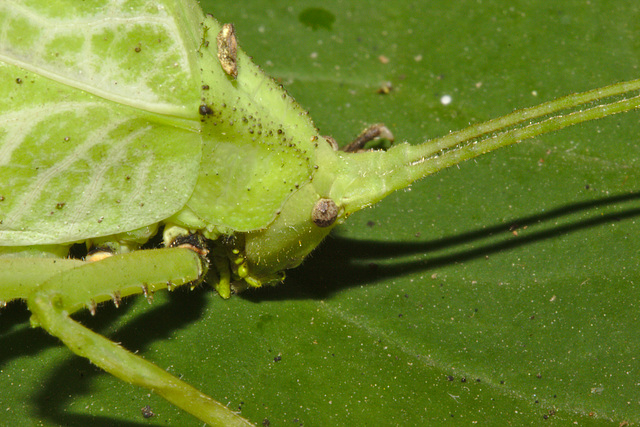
1, 0, 639, 425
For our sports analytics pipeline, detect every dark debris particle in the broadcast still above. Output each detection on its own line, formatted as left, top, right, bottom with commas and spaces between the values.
199, 104, 213, 115
447, 375, 454, 381
366, 220, 375, 227
461, 377, 467, 383
377, 81, 393, 94
16, 78, 22, 84
274, 355, 282, 362
141, 405, 154, 419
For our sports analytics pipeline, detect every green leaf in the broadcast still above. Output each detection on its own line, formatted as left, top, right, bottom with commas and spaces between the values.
1, 0, 639, 425
0, 1, 203, 114
0, 1, 203, 244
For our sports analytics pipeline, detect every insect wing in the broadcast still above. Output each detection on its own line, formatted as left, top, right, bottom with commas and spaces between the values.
0, 1, 204, 245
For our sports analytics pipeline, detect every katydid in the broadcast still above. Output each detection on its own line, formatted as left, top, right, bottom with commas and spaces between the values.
1, 1, 639, 425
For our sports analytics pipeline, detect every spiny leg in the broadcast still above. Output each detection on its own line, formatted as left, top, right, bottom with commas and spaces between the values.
0, 257, 84, 306
27, 247, 253, 426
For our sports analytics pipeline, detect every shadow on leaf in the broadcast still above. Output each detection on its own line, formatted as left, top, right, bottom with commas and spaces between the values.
244, 191, 640, 301
32, 287, 209, 427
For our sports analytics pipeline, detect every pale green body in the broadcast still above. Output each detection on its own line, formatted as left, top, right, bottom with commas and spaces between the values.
0, 0, 413, 293
2, 1, 640, 426
0, 1, 333, 277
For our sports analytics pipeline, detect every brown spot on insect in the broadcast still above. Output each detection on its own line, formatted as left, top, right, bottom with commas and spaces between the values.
199, 104, 213, 116
217, 23, 238, 78
312, 198, 339, 227
323, 135, 339, 151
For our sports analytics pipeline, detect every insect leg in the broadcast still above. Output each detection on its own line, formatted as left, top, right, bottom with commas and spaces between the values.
26, 248, 252, 426
0, 257, 84, 306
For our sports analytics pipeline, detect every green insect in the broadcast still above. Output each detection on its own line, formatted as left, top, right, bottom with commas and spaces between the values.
2, 1, 640, 425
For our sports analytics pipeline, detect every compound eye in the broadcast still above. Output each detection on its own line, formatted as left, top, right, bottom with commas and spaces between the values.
311, 198, 339, 227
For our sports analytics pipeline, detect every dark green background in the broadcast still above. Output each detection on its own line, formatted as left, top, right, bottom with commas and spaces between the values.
2, 0, 639, 425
